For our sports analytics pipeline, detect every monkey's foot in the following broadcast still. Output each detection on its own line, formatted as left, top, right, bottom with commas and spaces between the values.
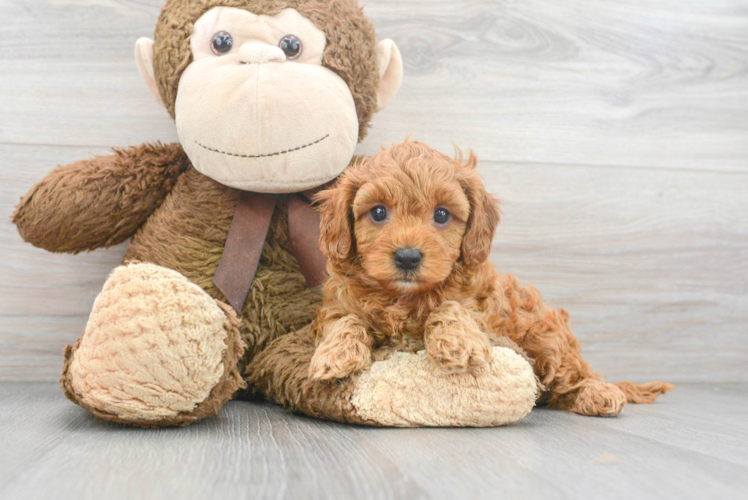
248, 326, 537, 427
568, 379, 627, 417
351, 347, 537, 426
61, 263, 245, 427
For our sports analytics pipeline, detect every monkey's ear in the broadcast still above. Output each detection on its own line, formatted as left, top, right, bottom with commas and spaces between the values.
375, 39, 403, 112
135, 37, 165, 107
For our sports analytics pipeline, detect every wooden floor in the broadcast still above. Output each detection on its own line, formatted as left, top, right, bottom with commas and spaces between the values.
0, 383, 745, 500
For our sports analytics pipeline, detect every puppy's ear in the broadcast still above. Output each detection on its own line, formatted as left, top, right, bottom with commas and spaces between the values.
460, 153, 501, 267
315, 173, 359, 263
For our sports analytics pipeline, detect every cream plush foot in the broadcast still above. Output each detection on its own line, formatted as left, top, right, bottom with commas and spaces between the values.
61, 262, 245, 427
350, 346, 537, 427
247, 325, 538, 427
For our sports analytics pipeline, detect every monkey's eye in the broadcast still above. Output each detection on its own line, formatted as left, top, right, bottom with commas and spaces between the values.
211, 31, 233, 55
278, 35, 302, 60
434, 208, 451, 225
369, 206, 388, 223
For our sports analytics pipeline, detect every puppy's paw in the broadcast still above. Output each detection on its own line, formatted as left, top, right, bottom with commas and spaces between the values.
309, 340, 371, 380
309, 316, 373, 380
569, 379, 627, 417
425, 301, 492, 374
426, 330, 492, 374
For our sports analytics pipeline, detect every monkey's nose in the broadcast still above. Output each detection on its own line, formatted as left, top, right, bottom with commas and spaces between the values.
238, 44, 286, 64
394, 248, 422, 271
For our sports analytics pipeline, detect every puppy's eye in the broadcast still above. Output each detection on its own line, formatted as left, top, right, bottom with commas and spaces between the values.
211, 31, 234, 55
370, 205, 388, 223
434, 208, 451, 225
279, 34, 302, 60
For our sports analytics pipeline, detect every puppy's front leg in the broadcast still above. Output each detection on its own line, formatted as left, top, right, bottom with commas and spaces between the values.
424, 301, 493, 373
309, 314, 374, 380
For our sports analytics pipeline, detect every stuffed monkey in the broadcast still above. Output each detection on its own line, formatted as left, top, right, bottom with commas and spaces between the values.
14, 0, 541, 427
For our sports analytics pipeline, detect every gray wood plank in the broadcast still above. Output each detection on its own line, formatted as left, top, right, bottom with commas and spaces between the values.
0, 0, 746, 170
2, 143, 746, 382
0, 382, 746, 500
486, 161, 748, 383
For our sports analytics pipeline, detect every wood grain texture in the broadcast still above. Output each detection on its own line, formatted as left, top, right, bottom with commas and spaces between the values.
1, 0, 746, 169
1, 0, 747, 382
0, 382, 746, 500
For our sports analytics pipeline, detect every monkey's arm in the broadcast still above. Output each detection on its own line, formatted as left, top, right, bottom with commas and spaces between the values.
13, 142, 189, 253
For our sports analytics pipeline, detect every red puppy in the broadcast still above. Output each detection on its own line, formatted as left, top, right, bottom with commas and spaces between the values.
310, 140, 672, 416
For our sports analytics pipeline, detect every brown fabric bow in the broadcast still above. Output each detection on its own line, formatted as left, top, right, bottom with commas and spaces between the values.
213, 190, 328, 314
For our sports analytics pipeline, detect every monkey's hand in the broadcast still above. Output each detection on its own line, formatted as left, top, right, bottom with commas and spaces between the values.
13, 142, 188, 253
424, 300, 493, 374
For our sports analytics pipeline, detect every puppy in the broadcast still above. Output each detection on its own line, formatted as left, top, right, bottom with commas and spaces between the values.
309, 140, 672, 416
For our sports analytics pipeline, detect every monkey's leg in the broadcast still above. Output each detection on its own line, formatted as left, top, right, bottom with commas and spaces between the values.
61, 263, 245, 427
246, 325, 537, 427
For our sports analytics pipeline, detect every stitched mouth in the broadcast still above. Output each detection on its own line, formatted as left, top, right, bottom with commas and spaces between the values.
194, 134, 329, 159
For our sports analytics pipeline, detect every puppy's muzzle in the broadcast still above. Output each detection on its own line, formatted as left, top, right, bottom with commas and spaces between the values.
393, 248, 422, 271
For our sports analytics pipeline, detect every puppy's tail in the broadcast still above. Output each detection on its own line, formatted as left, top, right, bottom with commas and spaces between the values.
615, 380, 675, 404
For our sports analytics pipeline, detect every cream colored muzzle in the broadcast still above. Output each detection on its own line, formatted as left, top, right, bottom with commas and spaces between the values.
238, 43, 286, 64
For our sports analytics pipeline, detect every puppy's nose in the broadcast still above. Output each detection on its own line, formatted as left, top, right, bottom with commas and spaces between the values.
394, 248, 422, 271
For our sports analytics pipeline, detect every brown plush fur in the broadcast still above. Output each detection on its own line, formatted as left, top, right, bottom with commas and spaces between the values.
123, 166, 324, 364
14, 152, 323, 375
13, 143, 189, 253
310, 140, 674, 416
153, 0, 380, 141
246, 324, 375, 424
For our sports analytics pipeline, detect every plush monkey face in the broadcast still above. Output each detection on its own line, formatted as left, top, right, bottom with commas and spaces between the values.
177, 7, 360, 191
135, 0, 402, 193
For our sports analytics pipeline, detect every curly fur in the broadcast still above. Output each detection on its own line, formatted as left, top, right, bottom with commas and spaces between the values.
311, 140, 674, 416
308, 314, 373, 380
